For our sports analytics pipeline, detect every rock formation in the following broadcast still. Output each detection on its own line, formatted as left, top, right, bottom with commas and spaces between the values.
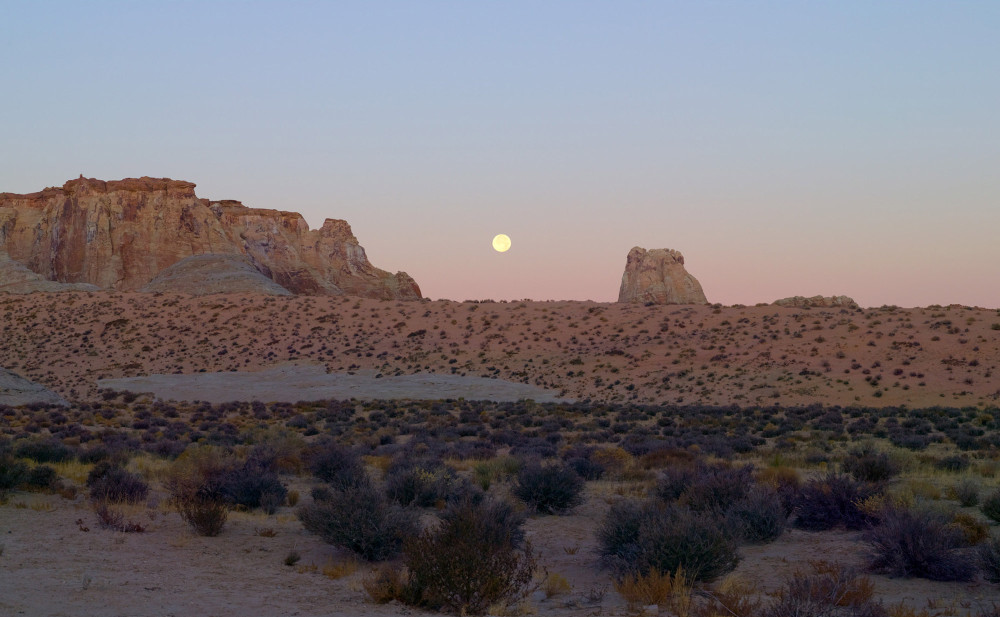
618, 247, 708, 305
0, 176, 421, 299
0, 251, 99, 294
0, 367, 67, 406
139, 254, 293, 296
773, 295, 859, 309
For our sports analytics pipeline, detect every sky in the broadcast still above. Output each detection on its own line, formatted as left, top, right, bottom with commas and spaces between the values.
1, 2, 998, 307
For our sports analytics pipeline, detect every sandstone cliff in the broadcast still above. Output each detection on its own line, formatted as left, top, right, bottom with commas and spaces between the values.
0, 251, 100, 294
618, 246, 708, 305
0, 177, 421, 299
773, 295, 859, 309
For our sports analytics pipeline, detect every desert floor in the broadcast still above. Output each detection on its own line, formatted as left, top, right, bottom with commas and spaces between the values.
1, 292, 997, 407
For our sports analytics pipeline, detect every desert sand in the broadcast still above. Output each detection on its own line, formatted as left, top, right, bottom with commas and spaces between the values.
0, 292, 996, 408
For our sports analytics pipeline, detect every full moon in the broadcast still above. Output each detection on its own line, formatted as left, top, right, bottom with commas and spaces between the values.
492, 234, 511, 253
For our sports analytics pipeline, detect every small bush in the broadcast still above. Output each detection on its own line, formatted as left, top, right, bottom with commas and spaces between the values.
13, 438, 73, 463
982, 489, 1000, 523
216, 463, 287, 514
842, 446, 901, 483
597, 500, 740, 582
177, 494, 228, 536
566, 456, 605, 481
87, 463, 149, 504
950, 511, 989, 545
936, 455, 971, 473
794, 474, 880, 531
0, 455, 28, 497
24, 465, 59, 490
94, 501, 146, 533
384, 459, 460, 507
978, 535, 1000, 583
298, 483, 417, 561
614, 567, 691, 612
512, 462, 584, 515
948, 477, 980, 507
403, 496, 536, 615
678, 464, 755, 514
726, 486, 787, 543
865, 506, 976, 581
308, 441, 368, 490
363, 564, 407, 604
762, 562, 885, 617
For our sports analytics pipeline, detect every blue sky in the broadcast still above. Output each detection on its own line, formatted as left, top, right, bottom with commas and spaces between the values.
2, 2, 998, 306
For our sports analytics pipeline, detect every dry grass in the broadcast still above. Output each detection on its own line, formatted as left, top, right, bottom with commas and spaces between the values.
614, 566, 692, 613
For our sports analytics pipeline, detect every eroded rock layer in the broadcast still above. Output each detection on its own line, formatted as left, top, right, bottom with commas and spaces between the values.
0, 177, 420, 299
617, 246, 708, 305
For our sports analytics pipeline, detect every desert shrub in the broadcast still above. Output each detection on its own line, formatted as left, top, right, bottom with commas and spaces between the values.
726, 486, 787, 543
308, 440, 368, 490
384, 459, 460, 507
512, 462, 584, 515
948, 477, 980, 507
982, 489, 1000, 523
216, 459, 287, 514
696, 577, 762, 617
950, 511, 989, 545
87, 463, 149, 504
762, 562, 886, 617
936, 455, 971, 473
403, 496, 536, 615
363, 564, 408, 604
0, 455, 27, 497
566, 456, 605, 481
758, 466, 802, 518
794, 474, 880, 531
842, 446, 900, 483
978, 535, 1000, 583
13, 438, 73, 463
94, 501, 146, 533
23, 464, 59, 490
597, 499, 740, 582
298, 482, 417, 561
614, 567, 692, 613
177, 494, 228, 536
678, 464, 755, 514
656, 462, 702, 502
864, 506, 976, 581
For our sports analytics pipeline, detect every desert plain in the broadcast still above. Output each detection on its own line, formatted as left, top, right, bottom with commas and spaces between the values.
2, 292, 1000, 617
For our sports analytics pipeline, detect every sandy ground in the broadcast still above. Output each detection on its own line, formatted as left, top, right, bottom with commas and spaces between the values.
96, 364, 569, 404
3, 487, 1000, 617
1, 292, 997, 407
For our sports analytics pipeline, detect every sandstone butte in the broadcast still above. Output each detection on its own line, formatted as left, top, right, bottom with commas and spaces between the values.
0, 176, 421, 299
617, 246, 708, 305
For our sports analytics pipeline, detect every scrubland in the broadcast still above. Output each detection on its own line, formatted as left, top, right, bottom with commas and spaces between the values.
2, 293, 1000, 615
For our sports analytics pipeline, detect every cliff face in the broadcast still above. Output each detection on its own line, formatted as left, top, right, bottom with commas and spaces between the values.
617, 246, 708, 305
0, 177, 421, 299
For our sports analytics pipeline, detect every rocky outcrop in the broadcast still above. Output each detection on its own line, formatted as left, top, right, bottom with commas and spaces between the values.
618, 247, 708, 305
773, 295, 859, 309
140, 254, 293, 296
0, 176, 421, 299
0, 367, 67, 406
0, 252, 99, 294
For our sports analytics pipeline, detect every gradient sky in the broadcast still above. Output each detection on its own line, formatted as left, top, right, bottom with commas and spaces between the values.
2, 2, 998, 307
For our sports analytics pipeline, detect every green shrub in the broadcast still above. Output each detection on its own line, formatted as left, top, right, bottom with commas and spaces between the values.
87, 463, 149, 504
512, 462, 584, 514
298, 483, 417, 561
177, 494, 228, 536
403, 496, 535, 615
842, 446, 900, 483
726, 486, 787, 543
597, 499, 740, 582
981, 489, 1000, 523
794, 474, 879, 531
865, 507, 976, 581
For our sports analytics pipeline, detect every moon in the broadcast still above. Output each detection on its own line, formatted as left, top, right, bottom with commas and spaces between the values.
492, 233, 511, 253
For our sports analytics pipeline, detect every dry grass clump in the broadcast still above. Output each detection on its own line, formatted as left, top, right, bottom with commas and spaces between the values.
762, 561, 885, 617
613, 566, 692, 613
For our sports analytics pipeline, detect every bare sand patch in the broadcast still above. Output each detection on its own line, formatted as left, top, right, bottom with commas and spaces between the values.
97, 364, 570, 404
